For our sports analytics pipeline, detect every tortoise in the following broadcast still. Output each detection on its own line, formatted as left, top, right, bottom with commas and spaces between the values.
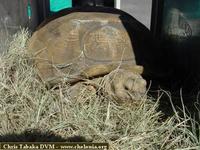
28, 7, 150, 103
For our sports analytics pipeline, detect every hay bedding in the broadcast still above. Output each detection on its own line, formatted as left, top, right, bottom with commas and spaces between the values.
0, 30, 199, 149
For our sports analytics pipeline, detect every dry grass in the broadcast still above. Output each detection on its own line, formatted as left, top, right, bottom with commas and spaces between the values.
0, 29, 199, 149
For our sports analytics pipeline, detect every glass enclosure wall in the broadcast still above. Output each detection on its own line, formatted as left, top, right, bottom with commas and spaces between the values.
121, 0, 152, 28
0, 0, 38, 32
162, 0, 200, 42
151, 0, 200, 92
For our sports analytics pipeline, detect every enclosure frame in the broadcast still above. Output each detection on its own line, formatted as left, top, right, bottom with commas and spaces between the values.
150, 0, 164, 38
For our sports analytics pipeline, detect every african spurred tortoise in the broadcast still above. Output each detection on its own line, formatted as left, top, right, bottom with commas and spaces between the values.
28, 7, 149, 103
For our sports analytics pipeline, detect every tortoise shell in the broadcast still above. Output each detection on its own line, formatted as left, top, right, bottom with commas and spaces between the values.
28, 7, 151, 86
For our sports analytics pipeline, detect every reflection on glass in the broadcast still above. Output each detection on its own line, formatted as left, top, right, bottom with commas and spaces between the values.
162, 0, 200, 40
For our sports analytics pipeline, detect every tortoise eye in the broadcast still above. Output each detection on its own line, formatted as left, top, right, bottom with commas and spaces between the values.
124, 78, 135, 91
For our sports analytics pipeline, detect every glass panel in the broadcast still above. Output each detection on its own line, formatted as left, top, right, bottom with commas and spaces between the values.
162, 0, 200, 40
50, 0, 72, 12
121, 0, 152, 29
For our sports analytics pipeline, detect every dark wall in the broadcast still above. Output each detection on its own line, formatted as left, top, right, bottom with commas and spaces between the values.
72, 0, 114, 7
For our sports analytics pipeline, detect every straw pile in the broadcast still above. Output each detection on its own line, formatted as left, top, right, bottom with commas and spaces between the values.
0, 29, 199, 149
